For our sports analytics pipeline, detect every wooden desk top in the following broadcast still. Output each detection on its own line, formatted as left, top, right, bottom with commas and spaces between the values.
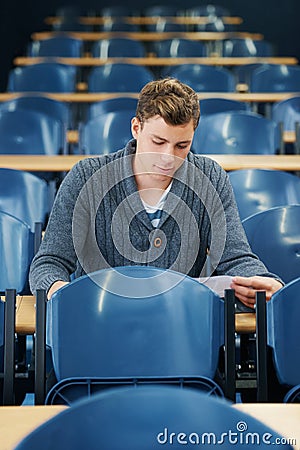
0, 154, 299, 172
16, 295, 36, 335
44, 15, 244, 26
31, 30, 264, 42
0, 404, 298, 449
1, 92, 300, 104
0, 405, 67, 449
14, 55, 298, 67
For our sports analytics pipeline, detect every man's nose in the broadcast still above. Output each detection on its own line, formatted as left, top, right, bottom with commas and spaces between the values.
160, 145, 175, 162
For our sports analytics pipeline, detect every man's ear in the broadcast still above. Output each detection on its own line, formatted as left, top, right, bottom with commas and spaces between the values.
131, 116, 141, 139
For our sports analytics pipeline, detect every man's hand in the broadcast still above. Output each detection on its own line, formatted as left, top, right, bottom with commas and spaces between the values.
230, 276, 283, 309
47, 280, 69, 300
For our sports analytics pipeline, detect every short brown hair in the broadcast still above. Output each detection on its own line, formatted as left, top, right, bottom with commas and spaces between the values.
136, 78, 200, 130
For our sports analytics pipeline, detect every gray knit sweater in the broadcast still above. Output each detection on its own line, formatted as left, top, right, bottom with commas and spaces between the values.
29, 139, 278, 295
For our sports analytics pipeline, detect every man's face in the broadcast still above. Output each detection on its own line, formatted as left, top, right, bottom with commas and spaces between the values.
131, 115, 194, 185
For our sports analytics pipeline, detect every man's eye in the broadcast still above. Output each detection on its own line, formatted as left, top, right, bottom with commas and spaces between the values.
177, 144, 188, 150
153, 140, 164, 145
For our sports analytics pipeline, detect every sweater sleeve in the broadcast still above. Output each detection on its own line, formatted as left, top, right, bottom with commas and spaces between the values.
29, 161, 88, 294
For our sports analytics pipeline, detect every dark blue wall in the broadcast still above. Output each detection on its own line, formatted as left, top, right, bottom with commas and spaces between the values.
1, 0, 299, 90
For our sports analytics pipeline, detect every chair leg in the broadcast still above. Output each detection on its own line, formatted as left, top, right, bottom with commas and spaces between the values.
255, 290, 268, 402
3, 289, 16, 405
224, 289, 236, 402
35, 289, 46, 405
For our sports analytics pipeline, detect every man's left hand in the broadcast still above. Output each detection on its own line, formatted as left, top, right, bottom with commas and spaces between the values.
230, 276, 283, 309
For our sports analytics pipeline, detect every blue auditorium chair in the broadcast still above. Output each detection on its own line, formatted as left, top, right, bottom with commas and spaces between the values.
242, 205, 300, 283
0, 168, 49, 231
250, 64, 300, 92
88, 63, 153, 93
42, 266, 227, 405
7, 63, 77, 93
91, 38, 146, 58
27, 36, 83, 57
266, 277, 300, 402
79, 109, 135, 154
168, 64, 236, 92
228, 168, 300, 220
199, 98, 249, 115
192, 111, 282, 154
222, 39, 274, 57
88, 97, 138, 120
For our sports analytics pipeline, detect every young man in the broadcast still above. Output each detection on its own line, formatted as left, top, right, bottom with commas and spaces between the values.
29, 78, 282, 307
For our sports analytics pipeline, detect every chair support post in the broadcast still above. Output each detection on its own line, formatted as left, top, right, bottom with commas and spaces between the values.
3, 289, 16, 405
224, 289, 236, 401
255, 290, 268, 402
35, 289, 46, 405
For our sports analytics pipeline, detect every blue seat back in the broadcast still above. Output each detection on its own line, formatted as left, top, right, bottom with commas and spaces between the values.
15, 386, 292, 450
186, 5, 231, 16
7, 63, 77, 93
272, 96, 300, 131
242, 205, 300, 283
168, 64, 235, 92
0, 211, 34, 294
155, 39, 206, 57
0, 168, 49, 230
88, 97, 138, 120
28, 37, 83, 57
0, 95, 71, 129
88, 63, 153, 92
200, 98, 249, 115
223, 39, 274, 57
228, 169, 300, 220
192, 111, 281, 154
79, 109, 134, 154
267, 277, 300, 386
101, 21, 140, 32
47, 266, 224, 381
91, 38, 145, 58
0, 109, 65, 155
250, 64, 300, 92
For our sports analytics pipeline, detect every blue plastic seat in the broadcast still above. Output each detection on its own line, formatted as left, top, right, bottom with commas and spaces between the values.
0, 168, 49, 230
222, 39, 274, 57
0, 211, 34, 294
79, 109, 135, 154
228, 168, 300, 220
0, 109, 65, 155
0, 94, 72, 129
186, 4, 231, 17
250, 64, 300, 92
143, 5, 181, 16
88, 63, 153, 92
233, 63, 267, 84
154, 38, 207, 57
168, 64, 235, 92
192, 111, 281, 154
242, 205, 300, 283
27, 36, 83, 57
199, 98, 249, 115
195, 17, 236, 32
7, 63, 77, 93
266, 277, 300, 402
91, 38, 146, 58
88, 97, 138, 120
272, 96, 300, 130
15, 386, 292, 449
44, 266, 225, 405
